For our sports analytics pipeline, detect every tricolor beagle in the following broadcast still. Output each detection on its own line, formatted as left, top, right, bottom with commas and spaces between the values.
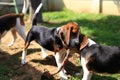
21, 2, 80, 80
0, 13, 26, 48
79, 35, 120, 80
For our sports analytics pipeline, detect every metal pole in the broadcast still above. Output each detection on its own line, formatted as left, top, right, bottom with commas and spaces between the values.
13, 0, 19, 14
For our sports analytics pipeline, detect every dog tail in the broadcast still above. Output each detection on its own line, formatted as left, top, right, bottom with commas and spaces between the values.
32, 2, 43, 26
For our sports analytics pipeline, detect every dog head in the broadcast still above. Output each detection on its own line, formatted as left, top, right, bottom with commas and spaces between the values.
58, 22, 80, 48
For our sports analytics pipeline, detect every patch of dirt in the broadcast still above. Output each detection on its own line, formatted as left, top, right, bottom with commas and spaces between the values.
0, 31, 81, 80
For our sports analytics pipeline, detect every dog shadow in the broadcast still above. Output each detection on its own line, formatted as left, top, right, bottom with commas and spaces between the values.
0, 49, 42, 80
31, 55, 82, 76
0, 48, 118, 80
31, 55, 57, 66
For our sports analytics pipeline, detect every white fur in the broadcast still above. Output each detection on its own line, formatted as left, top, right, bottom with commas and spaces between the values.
88, 38, 96, 47
34, 3, 42, 15
8, 18, 26, 47
21, 49, 27, 64
55, 49, 68, 79
22, 0, 30, 14
8, 29, 17, 47
32, 2, 42, 21
16, 18, 26, 40
40, 46, 48, 59
8, 36, 16, 47
81, 56, 93, 80
56, 27, 61, 32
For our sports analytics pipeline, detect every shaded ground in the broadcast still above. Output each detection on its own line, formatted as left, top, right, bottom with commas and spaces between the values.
0, 31, 81, 80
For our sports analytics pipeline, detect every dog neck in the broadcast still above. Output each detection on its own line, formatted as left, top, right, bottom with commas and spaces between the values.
56, 27, 61, 33
80, 38, 96, 50
87, 38, 96, 47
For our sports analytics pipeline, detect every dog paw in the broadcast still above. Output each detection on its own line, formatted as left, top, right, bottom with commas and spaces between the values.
21, 60, 27, 65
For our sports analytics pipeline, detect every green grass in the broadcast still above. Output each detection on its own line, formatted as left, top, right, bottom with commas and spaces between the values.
0, 9, 120, 80
42, 9, 120, 80
42, 9, 120, 46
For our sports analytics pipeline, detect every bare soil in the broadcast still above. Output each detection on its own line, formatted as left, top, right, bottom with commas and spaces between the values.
0, 30, 81, 80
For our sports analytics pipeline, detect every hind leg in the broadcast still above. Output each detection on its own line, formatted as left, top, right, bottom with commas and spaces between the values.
40, 46, 48, 59
8, 28, 17, 47
16, 18, 26, 41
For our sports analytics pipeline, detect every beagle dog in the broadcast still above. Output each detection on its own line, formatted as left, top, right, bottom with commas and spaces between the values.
0, 13, 26, 47
21, 2, 80, 80
79, 35, 120, 80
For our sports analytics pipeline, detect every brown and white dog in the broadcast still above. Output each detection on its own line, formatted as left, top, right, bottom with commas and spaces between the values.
0, 13, 26, 48
21, 3, 81, 80
79, 35, 120, 80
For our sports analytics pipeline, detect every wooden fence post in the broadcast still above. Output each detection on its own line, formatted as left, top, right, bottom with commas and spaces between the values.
91, 0, 102, 13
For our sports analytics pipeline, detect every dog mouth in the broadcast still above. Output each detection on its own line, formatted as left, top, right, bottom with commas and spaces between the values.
69, 38, 79, 47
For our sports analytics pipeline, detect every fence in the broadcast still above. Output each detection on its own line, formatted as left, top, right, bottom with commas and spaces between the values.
0, 0, 120, 15
0, 0, 23, 15
43, 0, 120, 16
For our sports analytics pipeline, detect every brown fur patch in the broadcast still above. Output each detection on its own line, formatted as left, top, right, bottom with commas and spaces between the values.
58, 22, 79, 47
80, 34, 89, 50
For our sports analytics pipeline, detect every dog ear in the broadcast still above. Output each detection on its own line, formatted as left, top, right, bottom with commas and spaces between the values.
79, 34, 89, 50
58, 25, 72, 47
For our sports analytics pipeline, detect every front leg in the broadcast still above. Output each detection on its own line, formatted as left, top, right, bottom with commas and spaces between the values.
21, 49, 27, 64
81, 56, 93, 80
55, 49, 68, 80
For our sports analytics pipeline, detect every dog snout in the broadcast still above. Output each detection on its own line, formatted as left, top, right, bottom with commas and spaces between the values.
75, 39, 79, 45
70, 39, 79, 47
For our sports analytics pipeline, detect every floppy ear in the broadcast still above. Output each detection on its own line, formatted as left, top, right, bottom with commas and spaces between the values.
66, 26, 72, 46
79, 34, 89, 50
58, 25, 72, 47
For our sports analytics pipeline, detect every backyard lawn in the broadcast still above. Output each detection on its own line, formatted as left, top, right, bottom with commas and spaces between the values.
0, 9, 120, 80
